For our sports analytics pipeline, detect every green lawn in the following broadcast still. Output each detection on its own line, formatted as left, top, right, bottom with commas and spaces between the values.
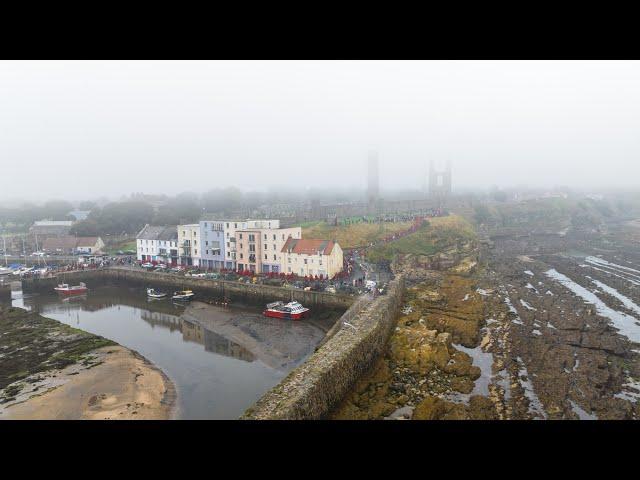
104, 240, 136, 255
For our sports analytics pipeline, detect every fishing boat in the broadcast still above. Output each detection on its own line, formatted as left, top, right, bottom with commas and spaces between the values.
263, 301, 309, 320
147, 288, 167, 299
54, 282, 88, 295
172, 290, 195, 301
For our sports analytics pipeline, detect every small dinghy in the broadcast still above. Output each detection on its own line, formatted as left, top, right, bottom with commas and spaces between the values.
172, 290, 195, 301
147, 288, 167, 299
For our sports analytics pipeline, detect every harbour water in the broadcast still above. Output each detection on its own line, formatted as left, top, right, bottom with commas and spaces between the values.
3, 284, 339, 419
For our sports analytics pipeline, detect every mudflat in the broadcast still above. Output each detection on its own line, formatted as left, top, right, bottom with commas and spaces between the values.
1, 346, 175, 420
0, 305, 175, 420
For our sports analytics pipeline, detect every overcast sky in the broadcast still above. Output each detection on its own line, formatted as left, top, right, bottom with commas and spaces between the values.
1, 60, 639, 202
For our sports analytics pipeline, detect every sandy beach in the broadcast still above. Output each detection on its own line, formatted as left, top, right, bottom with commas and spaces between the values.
1, 346, 175, 420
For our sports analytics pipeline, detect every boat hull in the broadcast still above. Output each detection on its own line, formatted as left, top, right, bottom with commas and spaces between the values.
55, 287, 88, 296
263, 309, 309, 320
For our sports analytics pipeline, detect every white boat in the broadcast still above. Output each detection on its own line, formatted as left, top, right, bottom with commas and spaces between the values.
263, 301, 310, 320
54, 282, 89, 295
172, 290, 195, 301
0, 267, 13, 276
147, 288, 167, 299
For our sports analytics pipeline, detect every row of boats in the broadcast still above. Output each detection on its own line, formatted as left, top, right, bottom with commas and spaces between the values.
145, 288, 310, 319
52, 284, 310, 320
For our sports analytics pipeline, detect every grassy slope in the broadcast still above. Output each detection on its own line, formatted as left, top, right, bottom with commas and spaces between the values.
302, 221, 414, 249
366, 215, 476, 263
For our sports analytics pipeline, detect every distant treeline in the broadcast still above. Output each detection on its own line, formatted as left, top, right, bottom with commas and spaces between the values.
1, 187, 367, 236
0, 200, 96, 233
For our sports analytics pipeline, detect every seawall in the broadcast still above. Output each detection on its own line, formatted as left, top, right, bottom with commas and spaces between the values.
0, 283, 10, 302
20, 268, 353, 310
241, 275, 405, 420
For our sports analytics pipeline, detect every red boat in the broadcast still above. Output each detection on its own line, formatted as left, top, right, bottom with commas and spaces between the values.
263, 301, 309, 320
54, 282, 89, 295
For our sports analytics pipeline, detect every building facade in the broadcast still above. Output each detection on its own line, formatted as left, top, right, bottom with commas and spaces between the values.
136, 225, 166, 262
235, 225, 301, 273
199, 220, 224, 269
280, 238, 343, 279
75, 237, 105, 254
178, 224, 201, 266
157, 227, 179, 266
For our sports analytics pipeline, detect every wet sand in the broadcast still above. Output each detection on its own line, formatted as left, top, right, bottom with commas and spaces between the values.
1, 346, 175, 420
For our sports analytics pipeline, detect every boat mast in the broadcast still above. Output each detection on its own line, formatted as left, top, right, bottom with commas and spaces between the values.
2, 233, 7, 267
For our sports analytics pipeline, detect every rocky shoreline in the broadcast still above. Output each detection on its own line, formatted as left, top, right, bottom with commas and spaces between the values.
331, 219, 640, 420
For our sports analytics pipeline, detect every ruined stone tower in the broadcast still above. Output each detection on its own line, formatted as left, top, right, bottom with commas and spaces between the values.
428, 160, 452, 206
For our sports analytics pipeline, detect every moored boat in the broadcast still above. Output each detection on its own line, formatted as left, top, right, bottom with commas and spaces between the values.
172, 290, 195, 301
54, 282, 88, 295
147, 288, 167, 299
263, 301, 309, 320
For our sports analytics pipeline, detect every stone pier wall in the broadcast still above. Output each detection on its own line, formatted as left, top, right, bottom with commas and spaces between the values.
0, 283, 10, 302
241, 275, 405, 420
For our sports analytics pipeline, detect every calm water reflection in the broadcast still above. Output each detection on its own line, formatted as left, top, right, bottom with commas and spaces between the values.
6, 285, 335, 419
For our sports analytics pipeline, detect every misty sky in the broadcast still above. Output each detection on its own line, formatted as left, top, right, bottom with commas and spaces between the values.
1, 60, 640, 202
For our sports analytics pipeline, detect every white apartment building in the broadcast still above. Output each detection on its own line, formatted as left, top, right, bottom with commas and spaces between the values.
136, 225, 166, 262
178, 224, 201, 267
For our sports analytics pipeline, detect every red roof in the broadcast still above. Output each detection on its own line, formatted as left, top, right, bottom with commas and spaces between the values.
281, 238, 336, 255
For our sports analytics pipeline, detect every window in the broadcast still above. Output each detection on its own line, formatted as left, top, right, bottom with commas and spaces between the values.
304, 259, 307, 265
227, 252, 230, 257
263, 244, 267, 250
249, 234, 255, 242
273, 234, 276, 241
227, 242, 230, 247
240, 243, 243, 249
273, 254, 277, 261
239, 233, 243, 240
240, 253, 243, 259
205, 241, 209, 246
249, 244, 255, 252
226, 223, 229, 228
264, 254, 267, 260
288, 267, 292, 273
319, 258, 323, 265
195, 249, 198, 254
273, 244, 276, 250
234, 223, 237, 228
264, 234, 267, 240
288, 257, 291, 263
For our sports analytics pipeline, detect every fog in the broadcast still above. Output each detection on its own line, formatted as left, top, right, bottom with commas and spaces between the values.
1, 60, 639, 202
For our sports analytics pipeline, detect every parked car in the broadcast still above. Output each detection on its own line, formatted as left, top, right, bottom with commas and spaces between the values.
141, 262, 154, 268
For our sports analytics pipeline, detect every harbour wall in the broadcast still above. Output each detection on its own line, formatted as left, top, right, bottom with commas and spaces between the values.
241, 275, 405, 420
0, 283, 10, 302
20, 268, 353, 310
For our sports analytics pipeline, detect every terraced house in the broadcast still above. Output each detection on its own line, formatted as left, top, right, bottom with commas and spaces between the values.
280, 238, 343, 279
235, 226, 301, 273
136, 225, 177, 263
199, 220, 224, 270
178, 224, 200, 267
